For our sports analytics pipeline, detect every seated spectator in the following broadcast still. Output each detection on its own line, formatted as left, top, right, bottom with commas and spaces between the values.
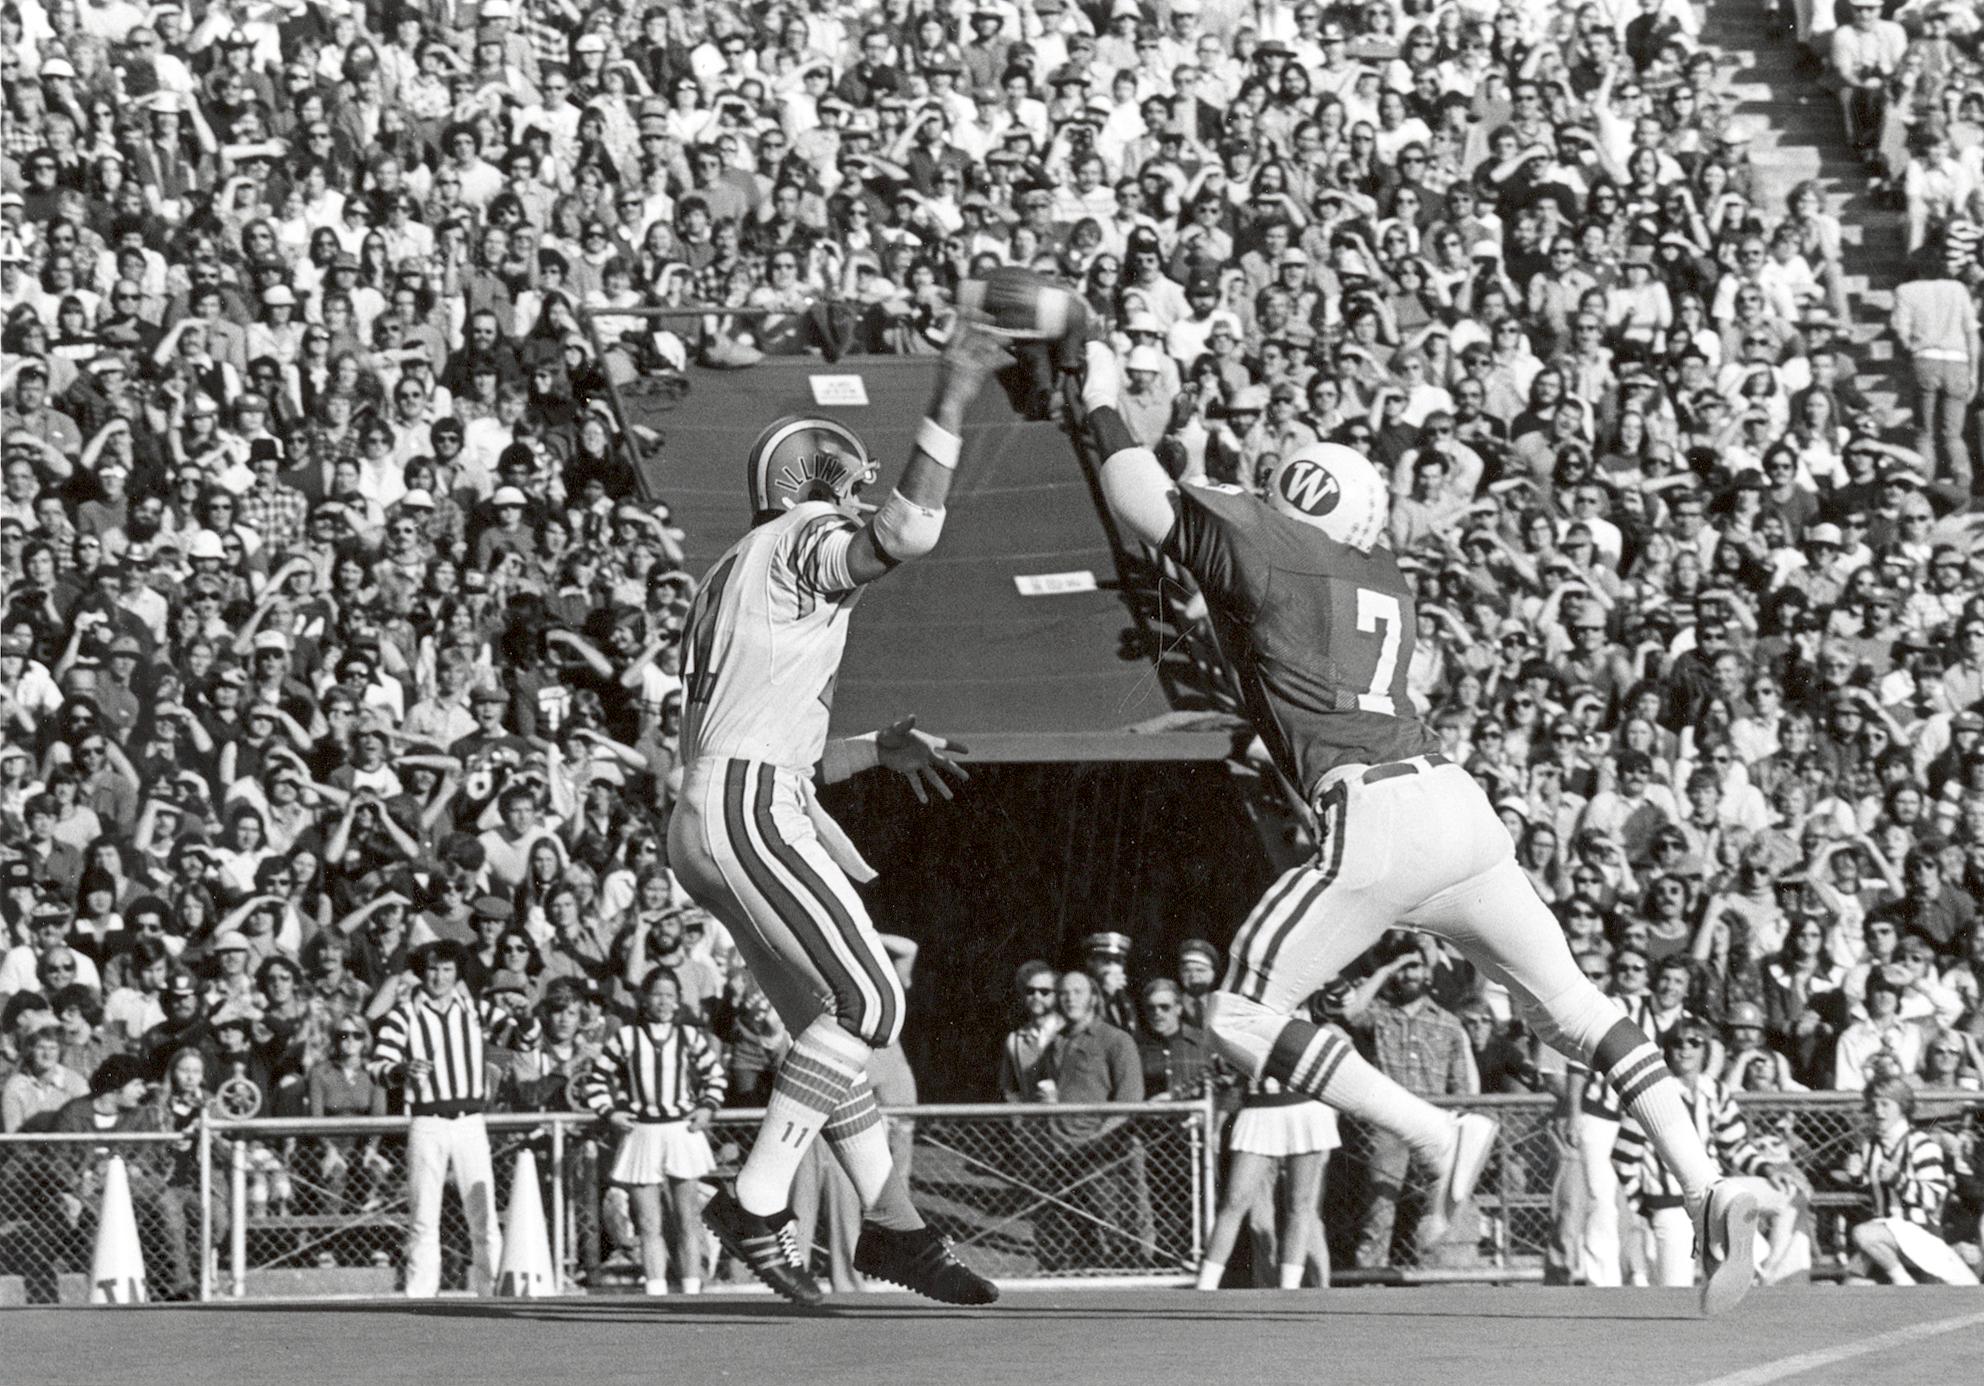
1838, 1076, 1980, 1285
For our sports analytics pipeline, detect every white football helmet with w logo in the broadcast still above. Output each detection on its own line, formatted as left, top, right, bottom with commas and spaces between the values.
1265, 442, 1389, 552
745, 415, 877, 519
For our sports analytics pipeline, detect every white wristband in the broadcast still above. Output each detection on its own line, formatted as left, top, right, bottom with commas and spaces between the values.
916, 417, 961, 471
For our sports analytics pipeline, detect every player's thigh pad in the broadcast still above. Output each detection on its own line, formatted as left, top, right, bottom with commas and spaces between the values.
1406, 845, 1621, 1058
1223, 778, 1413, 1012
671, 759, 903, 1047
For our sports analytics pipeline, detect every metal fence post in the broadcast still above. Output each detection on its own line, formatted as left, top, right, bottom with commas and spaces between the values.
1200, 1090, 1218, 1267
550, 1117, 567, 1291
230, 1135, 247, 1298
197, 1111, 213, 1303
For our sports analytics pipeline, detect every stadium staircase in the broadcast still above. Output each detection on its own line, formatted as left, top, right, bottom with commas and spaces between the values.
1709, 3, 1909, 422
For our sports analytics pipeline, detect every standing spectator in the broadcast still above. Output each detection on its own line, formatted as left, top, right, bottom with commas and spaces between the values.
1889, 249, 1979, 491
1134, 978, 1210, 1101
1341, 946, 1477, 1269
1036, 968, 1148, 1272
1081, 930, 1138, 1033
997, 960, 1061, 1103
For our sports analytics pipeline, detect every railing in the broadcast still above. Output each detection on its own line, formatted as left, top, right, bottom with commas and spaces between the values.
0, 1098, 1215, 1303
4, 1090, 1974, 1303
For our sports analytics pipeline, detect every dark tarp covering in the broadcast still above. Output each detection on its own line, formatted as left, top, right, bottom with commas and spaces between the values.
626, 359, 1234, 761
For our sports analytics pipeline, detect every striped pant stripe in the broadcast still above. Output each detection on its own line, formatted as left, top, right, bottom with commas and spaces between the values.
1232, 782, 1349, 1004
717, 761, 901, 1047
747, 764, 902, 1048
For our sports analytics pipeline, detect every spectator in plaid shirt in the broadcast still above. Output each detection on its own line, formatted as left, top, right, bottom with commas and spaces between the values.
1340, 944, 1477, 1269
235, 442, 307, 552
1841, 1076, 1979, 1285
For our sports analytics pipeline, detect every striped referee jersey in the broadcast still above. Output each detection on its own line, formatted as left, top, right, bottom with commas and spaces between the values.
582, 1021, 728, 1122
369, 987, 530, 1117
1859, 1126, 1952, 1229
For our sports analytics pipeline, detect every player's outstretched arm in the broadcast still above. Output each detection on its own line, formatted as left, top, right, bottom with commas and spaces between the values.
819, 716, 971, 803
1076, 342, 1180, 551
840, 319, 1007, 587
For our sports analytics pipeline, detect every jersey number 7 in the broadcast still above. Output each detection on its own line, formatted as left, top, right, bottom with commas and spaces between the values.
1344, 586, 1404, 717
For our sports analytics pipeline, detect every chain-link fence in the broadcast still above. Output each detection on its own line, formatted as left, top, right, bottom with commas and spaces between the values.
0, 1101, 1212, 1301
5, 1092, 1976, 1301
1323, 1092, 1984, 1283
0, 1130, 205, 1305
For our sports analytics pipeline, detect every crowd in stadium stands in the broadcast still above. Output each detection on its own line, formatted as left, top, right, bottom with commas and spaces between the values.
3, 0, 1984, 1297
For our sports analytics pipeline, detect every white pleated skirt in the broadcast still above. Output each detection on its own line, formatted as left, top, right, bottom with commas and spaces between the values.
611, 1120, 717, 1185
1230, 1101, 1341, 1157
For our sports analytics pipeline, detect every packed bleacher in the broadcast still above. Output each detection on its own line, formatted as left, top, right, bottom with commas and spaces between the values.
2, 0, 1982, 1300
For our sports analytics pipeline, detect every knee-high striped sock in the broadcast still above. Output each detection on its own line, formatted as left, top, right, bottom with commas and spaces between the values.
822, 1078, 923, 1232
736, 1017, 870, 1216
1265, 1019, 1451, 1159
1591, 1019, 1716, 1209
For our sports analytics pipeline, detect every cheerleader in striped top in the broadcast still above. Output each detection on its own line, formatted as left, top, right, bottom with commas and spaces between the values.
1841, 1076, 1979, 1286
1614, 1020, 1802, 1288
583, 968, 729, 1295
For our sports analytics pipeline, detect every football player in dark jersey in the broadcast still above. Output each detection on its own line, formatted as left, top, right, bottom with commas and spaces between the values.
1074, 343, 1761, 1314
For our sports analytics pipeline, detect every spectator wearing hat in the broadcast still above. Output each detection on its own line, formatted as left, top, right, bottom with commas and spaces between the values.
1082, 930, 1138, 1032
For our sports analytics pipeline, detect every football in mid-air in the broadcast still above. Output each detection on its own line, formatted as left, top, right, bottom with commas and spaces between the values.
959, 267, 1084, 341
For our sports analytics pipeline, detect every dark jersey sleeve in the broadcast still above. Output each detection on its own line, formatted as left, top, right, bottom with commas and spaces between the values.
1162, 482, 1268, 614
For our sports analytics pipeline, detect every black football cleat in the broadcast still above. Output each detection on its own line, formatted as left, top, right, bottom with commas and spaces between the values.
702, 1187, 823, 1307
854, 1223, 1000, 1305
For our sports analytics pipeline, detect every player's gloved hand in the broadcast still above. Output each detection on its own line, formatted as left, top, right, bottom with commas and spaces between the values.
877, 715, 971, 805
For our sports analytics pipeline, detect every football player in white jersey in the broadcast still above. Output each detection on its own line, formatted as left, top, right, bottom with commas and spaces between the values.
669, 322, 1004, 1306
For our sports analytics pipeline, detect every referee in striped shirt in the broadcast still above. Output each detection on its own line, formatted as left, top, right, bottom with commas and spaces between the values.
371, 940, 535, 1297
582, 969, 728, 1295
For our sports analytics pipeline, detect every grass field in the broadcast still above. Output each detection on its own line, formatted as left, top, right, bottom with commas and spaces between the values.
9, 1285, 1983, 1386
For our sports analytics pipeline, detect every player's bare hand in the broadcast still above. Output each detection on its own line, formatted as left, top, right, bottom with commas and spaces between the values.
877, 715, 970, 804
687, 1107, 714, 1134
607, 1112, 636, 1134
